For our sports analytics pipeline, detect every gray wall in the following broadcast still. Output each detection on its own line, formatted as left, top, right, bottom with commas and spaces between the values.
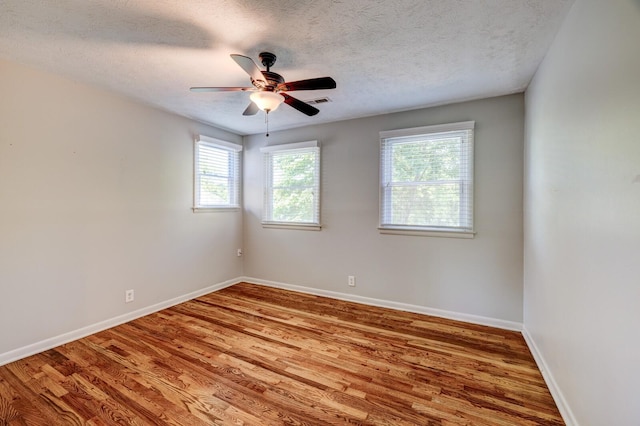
524, 0, 640, 424
243, 94, 524, 323
0, 59, 243, 356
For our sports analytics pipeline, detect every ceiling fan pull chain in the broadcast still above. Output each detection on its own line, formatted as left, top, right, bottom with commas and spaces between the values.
265, 110, 270, 137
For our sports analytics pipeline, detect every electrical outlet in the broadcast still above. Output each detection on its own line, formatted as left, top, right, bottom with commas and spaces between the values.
348, 276, 356, 287
125, 289, 134, 303
237, 248, 243, 257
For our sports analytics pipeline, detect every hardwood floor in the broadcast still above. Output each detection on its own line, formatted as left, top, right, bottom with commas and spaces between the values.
0, 283, 563, 425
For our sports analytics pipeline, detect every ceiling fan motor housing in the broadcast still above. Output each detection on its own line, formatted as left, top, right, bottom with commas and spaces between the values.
261, 71, 285, 90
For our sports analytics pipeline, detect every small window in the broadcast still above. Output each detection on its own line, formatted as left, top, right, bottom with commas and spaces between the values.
194, 135, 242, 210
261, 141, 321, 230
379, 121, 474, 237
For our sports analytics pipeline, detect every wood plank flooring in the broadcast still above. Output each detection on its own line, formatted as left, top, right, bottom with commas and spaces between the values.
0, 283, 564, 425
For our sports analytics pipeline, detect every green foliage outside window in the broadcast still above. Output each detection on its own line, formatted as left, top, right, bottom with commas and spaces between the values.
199, 147, 231, 205
199, 175, 229, 205
386, 136, 465, 228
270, 151, 316, 223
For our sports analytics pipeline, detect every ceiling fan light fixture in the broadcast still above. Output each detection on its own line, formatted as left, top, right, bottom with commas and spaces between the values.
250, 91, 285, 112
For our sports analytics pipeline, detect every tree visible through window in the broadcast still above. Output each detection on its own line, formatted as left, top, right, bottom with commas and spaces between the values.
194, 136, 242, 210
380, 122, 474, 234
262, 141, 320, 227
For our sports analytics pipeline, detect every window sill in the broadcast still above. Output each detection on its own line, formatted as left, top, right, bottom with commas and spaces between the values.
378, 227, 475, 239
192, 207, 240, 213
262, 222, 322, 231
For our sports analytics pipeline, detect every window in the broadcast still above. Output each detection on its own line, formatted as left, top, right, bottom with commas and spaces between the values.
379, 121, 475, 237
261, 141, 321, 230
194, 135, 242, 210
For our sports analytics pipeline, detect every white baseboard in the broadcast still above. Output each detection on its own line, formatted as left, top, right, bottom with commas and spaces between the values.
1, 275, 523, 368
0, 278, 241, 367
239, 276, 523, 332
522, 326, 578, 426
3, 275, 576, 425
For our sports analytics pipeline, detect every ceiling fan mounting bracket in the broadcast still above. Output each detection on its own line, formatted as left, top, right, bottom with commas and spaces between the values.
259, 51, 277, 71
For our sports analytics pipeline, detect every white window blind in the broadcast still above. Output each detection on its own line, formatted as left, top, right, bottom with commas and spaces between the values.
261, 141, 320, 228
194, 135, 242, 210
379, 121, 474, 235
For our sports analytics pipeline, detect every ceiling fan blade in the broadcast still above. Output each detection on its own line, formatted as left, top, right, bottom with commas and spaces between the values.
277, 77, 336, 92
242, 102, 259, 116
282, 93, 319, 116
230, 54, 265, 85
190, 86, 253, 92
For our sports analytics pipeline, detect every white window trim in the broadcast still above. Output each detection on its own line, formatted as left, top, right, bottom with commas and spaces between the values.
193, 135, 243, 212
260, 140, 321, 230
262, 222, 322, 231
260, 140, 317, 153
379, 121, 475, 238
378, 227, 475, 238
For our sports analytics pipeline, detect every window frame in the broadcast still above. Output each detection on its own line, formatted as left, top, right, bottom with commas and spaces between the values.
378, 121, 475, 238
260, 140, 321, 231
193, 135, 242, 212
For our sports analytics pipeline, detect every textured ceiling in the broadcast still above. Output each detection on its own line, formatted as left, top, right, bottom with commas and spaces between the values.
0, 0, 575, 136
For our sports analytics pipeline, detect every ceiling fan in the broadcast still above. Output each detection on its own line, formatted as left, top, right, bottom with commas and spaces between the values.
190, 52, 336, 117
